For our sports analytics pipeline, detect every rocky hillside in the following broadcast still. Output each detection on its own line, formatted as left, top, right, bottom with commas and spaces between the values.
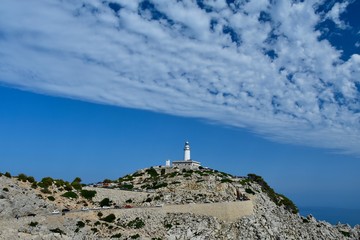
0, 167, 359, 239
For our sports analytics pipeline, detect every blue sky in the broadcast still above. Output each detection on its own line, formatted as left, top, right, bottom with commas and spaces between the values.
0, 0, 360, 212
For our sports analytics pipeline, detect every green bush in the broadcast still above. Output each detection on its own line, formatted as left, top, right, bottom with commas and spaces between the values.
61, 191, 78, 199
91, 227, 98, 233
130, 234, 140, 239
50, 228, 65, 235
27, 176, 35, 183
245, 188, 255, 195
40, 188, 51, 194
125, 199, 132, 203
220, 178, 233, 183
80, 189, 96, 200
76, 221, 85, 228
41, 177, 54, 188
127, 217, 145, 229
100, 198, 111, 207
31, 182, 38, 189
161, 169, 166, 175
3, 187, 9, 192
47, 196, 55, 201
5, 172, 11, 178
120, 184, 134, 190
97, 212, 103, 218
101, 213, 116, 223
64, 182, 73, 191
71, 181, 82, 191
146, 167, 159, 178
29, 221, 38, 227
152, 182, 168, 189
17, 173, 28, 182
111, 233, 122, 238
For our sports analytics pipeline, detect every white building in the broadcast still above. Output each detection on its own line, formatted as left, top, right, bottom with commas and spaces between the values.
171, 141, 201, 169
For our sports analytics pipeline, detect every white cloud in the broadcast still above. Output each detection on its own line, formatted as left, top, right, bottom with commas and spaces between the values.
0, 0, 359, 155
324, 1, 350, 29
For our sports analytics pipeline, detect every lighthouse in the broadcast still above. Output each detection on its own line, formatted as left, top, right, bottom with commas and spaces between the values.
184, 141, 191, 161
171, 141, 201, 169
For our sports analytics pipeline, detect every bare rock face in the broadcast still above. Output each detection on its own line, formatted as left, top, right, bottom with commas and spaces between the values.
0, 168, 359, 239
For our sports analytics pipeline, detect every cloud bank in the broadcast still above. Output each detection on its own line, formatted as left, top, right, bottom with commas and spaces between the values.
0, 0, 359, 155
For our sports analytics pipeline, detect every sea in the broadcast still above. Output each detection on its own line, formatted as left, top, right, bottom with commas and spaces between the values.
299, 207, 360, 227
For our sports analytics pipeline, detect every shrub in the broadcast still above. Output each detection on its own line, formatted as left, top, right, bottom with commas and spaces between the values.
31, 182, 38, 189
61, 191, 78, 199
152, 182, 168, 189
94, 221, 101, 226
64, 183, 73, 191
127, 217, 145, 229
161, 169, 165, 175
80, 190, 96, 200
97, 212, 103, 218
76, 221, 85, 228
4, 172, 11, 178
120, 184, 134, 190
146, 167, 159, 178
40, 188, 51, 194
3, 188, 9, 192
100, 198, 111, 207
130, 234, 140, 239
71, 181, 82, 191
50, 228, 65, 235
17, 173, 28, 182
27, 176, 35, 183
29, 221, 38, 227
220, 178, 233, 183
145, 197, 152, 202
245, 188, 255, 195
41, 177, 54, 188
164, 223, 172, 229
91, 227, 98, 233
101, 213, 116, 223
47, 196, 55, 201
125, 199, 132, 203
111, 233, 122, 238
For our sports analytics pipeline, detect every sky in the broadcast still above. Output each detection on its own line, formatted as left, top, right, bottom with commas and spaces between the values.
0, 0, 359, 215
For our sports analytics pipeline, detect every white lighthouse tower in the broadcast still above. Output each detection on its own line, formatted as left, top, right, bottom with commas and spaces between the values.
172, 141, 201, 169
184, 141, 191, 161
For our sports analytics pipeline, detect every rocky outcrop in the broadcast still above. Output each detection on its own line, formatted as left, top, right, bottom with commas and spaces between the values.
0, 168, 359, 239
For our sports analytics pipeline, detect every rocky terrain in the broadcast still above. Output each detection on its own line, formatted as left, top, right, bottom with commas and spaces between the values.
0, 167, 359, 239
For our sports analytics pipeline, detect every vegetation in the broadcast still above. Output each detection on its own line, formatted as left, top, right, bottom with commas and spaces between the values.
146, 167, 159, 178
91, 227, 98, 233
101, 213, 116, 223
97, 212, 103, 218
29, 221, 38, 227
100, 197, 111, 207
245, 188, 255, 195
3, 187, 9, 192
40, 177, 54, 188
127, 217, 145, 229
248, 173, 298, 214
40, 188, 51, 194
119, 184, 134, 190
50, 228, 66, 235
27, 176, 35, 183
76, 221, 85, 228
80, 189, 96, 200
17, 173, 28, 182
61, 191, 78, 199
130, 234, 140, 239
31, 182, 37, 189
125, 199, 132, 203
4, 172, 11, 178
111, 233, 122, 238
47, 196, 55, 201
220, 178, 233, 183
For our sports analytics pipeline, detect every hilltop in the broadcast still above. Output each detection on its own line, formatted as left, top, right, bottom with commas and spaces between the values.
0, 167, 359, 239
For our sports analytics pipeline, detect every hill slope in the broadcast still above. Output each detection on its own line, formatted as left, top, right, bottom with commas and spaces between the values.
0, 167, 359, 239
